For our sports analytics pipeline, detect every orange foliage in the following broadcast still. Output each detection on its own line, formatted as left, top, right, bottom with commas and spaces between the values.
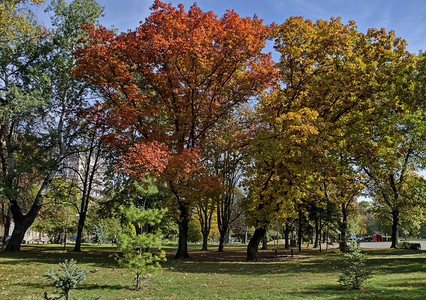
73, 1, 276, 224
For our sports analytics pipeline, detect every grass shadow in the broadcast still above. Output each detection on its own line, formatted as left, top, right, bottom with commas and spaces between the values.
310, 283, 426, 300
0, 247, 118, 269
80, 283, 126, 290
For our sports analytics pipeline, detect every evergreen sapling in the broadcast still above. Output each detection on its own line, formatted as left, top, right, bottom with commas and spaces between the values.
117, 206, 167, 290
338, 241, 372, 289
44, 259, 88, 300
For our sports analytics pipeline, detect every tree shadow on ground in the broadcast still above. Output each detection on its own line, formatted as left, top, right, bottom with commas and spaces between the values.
366, 257, 425, 273
161, 248, 425, 277
0, 248, 117, 269
311, 284, 426, 300
162, 250, 341, 276
1, 246, 423, 277
79, 283, 125, 290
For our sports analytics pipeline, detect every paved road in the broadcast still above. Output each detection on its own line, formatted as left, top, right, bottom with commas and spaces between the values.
359, 241, 426, 250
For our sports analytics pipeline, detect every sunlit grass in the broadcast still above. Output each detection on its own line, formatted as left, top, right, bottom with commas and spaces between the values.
0, 243, 424, 299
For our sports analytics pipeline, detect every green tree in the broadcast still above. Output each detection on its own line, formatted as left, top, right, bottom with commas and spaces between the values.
0, 9, 52, 250
0, 0, 34, 238
92, 222, 106, 245
117, 205, 167, 290
32, 177, 79, 242
187, 217, 202, 243
414, 51, 426, 108
360, 111, 426, 248
338, 241, 372, 289
1, 0, 103, 251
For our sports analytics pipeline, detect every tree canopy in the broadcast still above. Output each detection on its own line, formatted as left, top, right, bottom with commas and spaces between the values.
1, 0, 425, 258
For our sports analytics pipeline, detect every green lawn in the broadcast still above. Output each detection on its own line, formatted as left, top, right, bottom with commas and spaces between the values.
0, 243, 424, 299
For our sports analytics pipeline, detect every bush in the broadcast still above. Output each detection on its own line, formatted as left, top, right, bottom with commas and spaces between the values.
399, 241, 421, 250
187, 219, 202, 243
409, 243, 421, 250
338, 241, 372, 289
43, 259, 88, 300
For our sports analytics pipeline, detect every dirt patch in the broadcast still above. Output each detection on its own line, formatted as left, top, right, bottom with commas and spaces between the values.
166, 249, 315, 262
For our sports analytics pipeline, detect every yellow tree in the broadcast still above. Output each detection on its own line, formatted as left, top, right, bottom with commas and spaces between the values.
243, 111, 319, 260
0, 0, 43, 41
244, 16, 414, 260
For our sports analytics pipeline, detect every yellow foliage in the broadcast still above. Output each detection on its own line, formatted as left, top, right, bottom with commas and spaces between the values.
0, 0, 43, 41
193, 208, 220, 238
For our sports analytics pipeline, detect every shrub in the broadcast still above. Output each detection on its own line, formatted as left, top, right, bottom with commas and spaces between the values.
187, 219, 202, 243
43, 259, 88, 300
409, 243, 421, 250
399, 241, 421, 250
338, 241, 372, 289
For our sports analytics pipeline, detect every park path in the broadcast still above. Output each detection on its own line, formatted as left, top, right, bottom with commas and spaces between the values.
359, 241, 426, 250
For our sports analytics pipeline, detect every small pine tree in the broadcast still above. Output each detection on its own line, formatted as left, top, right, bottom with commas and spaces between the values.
44, 259, 88, 300
338, 241, 372, 289
117, 206, 167, 290
93, 223, 107, 245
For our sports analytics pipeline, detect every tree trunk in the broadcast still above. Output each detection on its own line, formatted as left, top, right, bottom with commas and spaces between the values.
217, 202, 226, 252
298, 211, 303, 252
390, 210, 400, 248
198, 205, 211, 251
319, 212, 322, 252
174, 203, 190, 259
2, 209, 11, 248
247, 228, 266, 261
73, 210, 87, 252
134, 223, 142, 235
201, 230, 209, 251
5, 217, 31, 251
314, 214, 319, 248
261, 232, 268, 250
73, 144, 101, 252
197, 199, 213, 252
73, 190, 91, 252
6, 182, 48, 251
218, 229, 227, 252
339, 205, 348, 252
322, 228, 326, 243
284, 223, 290, 249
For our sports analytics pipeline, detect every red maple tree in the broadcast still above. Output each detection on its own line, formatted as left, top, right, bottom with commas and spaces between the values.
74, 0, 276, 258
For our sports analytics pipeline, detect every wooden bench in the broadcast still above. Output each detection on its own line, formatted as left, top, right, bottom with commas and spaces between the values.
31, 239, 45, 244
274, 248, 295, 257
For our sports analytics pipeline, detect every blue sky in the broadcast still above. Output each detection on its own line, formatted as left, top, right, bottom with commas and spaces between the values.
34, 0, 425, 198
36, 0, 425, 54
